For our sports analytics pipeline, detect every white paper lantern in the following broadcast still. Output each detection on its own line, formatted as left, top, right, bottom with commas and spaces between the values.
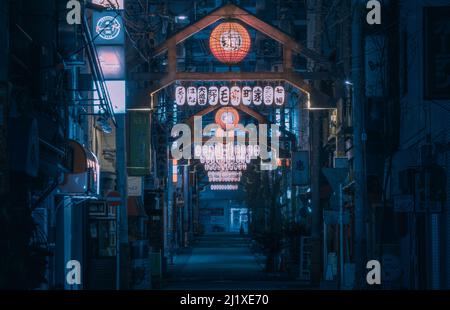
274, 86, 285, 105
252, 86, 262, 105
219, 86, 230, 105
208, 86, 219, 105
263, 86, 274, 105
230, 86, 241, 106
187, 87, 197, 106
198, 86, 207, 105
175, 86, 186, 106
194, 145, 202, 158
242, 86, 252, 105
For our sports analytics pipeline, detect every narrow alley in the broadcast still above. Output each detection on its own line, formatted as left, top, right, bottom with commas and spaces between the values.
164, 233, 307, 290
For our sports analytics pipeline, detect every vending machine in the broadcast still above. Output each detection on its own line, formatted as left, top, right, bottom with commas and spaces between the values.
53, 198, 118, 289
85, 200, 118, 289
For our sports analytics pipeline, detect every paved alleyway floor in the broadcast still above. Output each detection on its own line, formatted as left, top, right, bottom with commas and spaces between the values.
162, 233, 311, 290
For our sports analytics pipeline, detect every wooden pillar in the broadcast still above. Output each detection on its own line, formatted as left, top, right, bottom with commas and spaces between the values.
167, 40, 177, 75
283, 46, 293, 73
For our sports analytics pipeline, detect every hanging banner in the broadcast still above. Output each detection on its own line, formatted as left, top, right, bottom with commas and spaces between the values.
242, 86, 252, 105
219, 86, 229, 105
263, 86, 274, 105
127, 111, 151, 176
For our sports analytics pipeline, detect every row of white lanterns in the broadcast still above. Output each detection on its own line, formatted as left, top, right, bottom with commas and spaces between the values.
210, 184, 239, 191
204, 162, 248, 171
195, 144, 261, 161
175, 85, 285, 106
201, 156, 251, 165
208, 171, 242, 179
208, 171, 242, 183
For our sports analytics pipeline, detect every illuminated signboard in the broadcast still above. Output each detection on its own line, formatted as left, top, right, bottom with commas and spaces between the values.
96, 46, 125, 80
175, 85, 284, 106
210, 22, 251, 64
93, 12, 124, 45
94, 80, 126, 114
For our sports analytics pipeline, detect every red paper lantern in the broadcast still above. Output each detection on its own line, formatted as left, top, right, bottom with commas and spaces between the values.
215, 107, 240, 130
209, 22, 251, 64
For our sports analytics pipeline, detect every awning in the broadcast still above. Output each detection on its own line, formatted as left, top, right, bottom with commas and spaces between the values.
59, 140, 100, 195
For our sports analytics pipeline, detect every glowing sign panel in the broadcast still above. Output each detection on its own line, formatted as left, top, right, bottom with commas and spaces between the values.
94, 80, 126, 114
96, 46, 125, 80
93, 12, 124, 45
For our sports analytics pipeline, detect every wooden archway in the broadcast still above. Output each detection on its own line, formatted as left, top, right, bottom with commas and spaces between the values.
134, 3, 336, 111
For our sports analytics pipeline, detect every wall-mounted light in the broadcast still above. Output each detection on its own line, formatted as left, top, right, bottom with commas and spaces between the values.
175, 15, 189, 24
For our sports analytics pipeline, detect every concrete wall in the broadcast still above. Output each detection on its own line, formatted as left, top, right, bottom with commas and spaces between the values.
395, 0, 450, 289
